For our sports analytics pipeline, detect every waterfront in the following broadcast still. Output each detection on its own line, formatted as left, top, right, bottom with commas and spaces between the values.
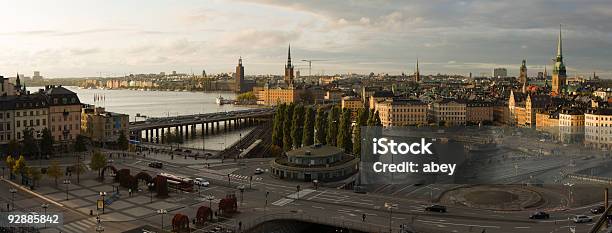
28, 86, 254, 150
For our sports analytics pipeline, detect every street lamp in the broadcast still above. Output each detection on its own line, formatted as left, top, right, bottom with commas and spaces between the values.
206, 195, 215, 210
148, 182, 155, 203
99, 192, 107, 213
564, 182, 574, 206
384, 202, 398, 233
157, 209, 168, 230
63, 179, 71, 200
41, 203, 49, 228
238, 185, 245, 205
9, 188, 16, 211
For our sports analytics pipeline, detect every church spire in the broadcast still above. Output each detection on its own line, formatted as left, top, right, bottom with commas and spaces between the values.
286, 44, 292, 67
557, 24, 562, 58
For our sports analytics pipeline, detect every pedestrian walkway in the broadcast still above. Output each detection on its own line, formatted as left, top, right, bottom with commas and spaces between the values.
229, 174, 263, 181
56, 217, 97, 233
272, 189, 316, 207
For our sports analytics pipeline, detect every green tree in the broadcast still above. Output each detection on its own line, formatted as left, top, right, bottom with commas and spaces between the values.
337, 109, 352, 153
74, 135, 88, 152
117, 131, 129, 151
314, 107, 327, 144
46, 160, 63, 187
90, 151, 107, 178
236, 92, 257, 104
367, 108, 375, 126
271, 104, 286, 148
353, 108, 368, 157
302, 107, 315, 146
22, 128, 37, 157
282, 103, 295, 151
40, 128, 54, 157
373, 110, 382, 126
7, 139, 20, 156
27, 167, 42, 188
13, 155, 27, 176
291, 105, 305, 149
5, 155, 16, 179
326, 106, 340, 146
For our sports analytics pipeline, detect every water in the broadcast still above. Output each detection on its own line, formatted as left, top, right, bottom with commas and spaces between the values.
28, 86, 255, 150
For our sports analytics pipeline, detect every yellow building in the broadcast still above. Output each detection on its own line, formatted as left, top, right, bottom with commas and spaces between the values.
375, 99, 427, 127
254, 86, 303, 106
584, 108, 612, 150
81, 105, 129, 143
432, 99, 466, 126
45, 86, 82, 145
559, 108, 584, 144
341, 96, 364, 119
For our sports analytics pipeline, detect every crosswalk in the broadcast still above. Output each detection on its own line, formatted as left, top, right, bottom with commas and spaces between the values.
56, 217, 97, 233
272, 189, 316, 206
228, 174, 263, 181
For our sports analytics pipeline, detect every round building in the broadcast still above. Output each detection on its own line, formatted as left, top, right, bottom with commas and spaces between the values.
270, 144, 359, 182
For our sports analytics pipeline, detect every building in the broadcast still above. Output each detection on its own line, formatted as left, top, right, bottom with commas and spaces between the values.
254, 86, 303, 106
81, 104, 129, 144
284, 44, 294, 85
519, 59, 528, 85
466, 101, 493, 124
584, 108, 612, 150
551, 26, 567, 95
432, 99, 466, 126
12, 93, 49, 141
45, 86, 82, 145
368, 90, 394, 110
1, 76, 18, 96
559, 108, 584, 144
535, 111, 560, 135
234, 57, 245, 93
493, 68, 508, 78
341, 96, 364, 118
593, 89, 612, 100
270, 144, 358, 182
375, 99, 427, 127
414, 59, 421, 82
324, 90, 343, 101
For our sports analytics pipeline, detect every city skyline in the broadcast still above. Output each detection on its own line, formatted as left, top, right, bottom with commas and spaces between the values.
1, 0, 611, 78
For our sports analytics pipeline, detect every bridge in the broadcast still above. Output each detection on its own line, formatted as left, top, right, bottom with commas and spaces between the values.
129, 108, 274, 144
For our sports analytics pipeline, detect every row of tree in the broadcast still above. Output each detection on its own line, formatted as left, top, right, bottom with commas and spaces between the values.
271, 103, 381, 156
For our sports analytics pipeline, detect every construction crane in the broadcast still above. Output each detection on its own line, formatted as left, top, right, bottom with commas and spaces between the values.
301, 59, 328, 77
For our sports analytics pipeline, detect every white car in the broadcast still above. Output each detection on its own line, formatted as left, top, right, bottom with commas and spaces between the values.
194, 178, 210, 187
571, 215, 592, 223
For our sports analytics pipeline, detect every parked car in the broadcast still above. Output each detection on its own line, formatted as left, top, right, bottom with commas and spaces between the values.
353, 186, 367, 194
148, 162, 163, 169
591, 205, 605, 214
571, 215, 593, 223
529, 212, 550, 219
425, 205, 447, 213
254, 168, 264, 175
194, 178, 210, 187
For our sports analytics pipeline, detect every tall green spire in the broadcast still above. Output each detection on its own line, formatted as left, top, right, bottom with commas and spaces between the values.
553, 24, 566, 76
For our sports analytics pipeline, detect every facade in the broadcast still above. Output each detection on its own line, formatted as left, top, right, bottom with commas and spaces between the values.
270, 144, 358, 182
432, 99, 466, 126
254, 86, 303, 106
375, 99, 427, 127
45, 86, 82, 143
12, 94, 48, 141
584, 108, 612, 150
0, 98, 14, 144
234, 57, 245, 93
519, 59, 528, 85
1, 76, 18, 96
559, 108, 585, 144
466, 101, 494, 124
324, 90, 343, 101
551, 26, 567, 95
81, 104, 129, 143
341, 96, 364, 118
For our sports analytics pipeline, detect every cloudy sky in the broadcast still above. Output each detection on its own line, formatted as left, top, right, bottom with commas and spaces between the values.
1, 0, 611, 78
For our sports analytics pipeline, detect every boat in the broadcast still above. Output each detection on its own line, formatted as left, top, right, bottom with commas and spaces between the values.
216, 95, 234, 105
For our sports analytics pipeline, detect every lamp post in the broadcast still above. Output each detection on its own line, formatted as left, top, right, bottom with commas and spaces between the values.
157, 209, 167, 230
564, 182, 574, 207
41, 203, 49, 228
385, 202, 398, 233
206, 195, 214, 209
238, 185, 245, 206
63, 179, 71, 200
99, 192, 106, 213
148, 182, 155, 203
9, 188, 16, 211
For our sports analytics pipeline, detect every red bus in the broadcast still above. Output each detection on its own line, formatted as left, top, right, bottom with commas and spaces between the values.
158, 172, 194, 192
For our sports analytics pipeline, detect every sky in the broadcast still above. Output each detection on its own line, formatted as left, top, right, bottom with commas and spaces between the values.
0, 0, 611, 78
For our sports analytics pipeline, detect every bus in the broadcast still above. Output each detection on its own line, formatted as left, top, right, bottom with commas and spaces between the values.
158, 173, 194, 192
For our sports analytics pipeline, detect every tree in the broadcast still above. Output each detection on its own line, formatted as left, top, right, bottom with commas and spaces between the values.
353, 109, 368, 157
7, 139, 20, 156
337, 109, 352, 153
291, 105, 305, 149
47, 160, 63, 187
282, 103, 295, 151
5, 155, 16, 179
314, 107, 327, 144
90, 151, 107, 178
271, 104, 286, 148
117, 131, 129, 151
40, 128, 54, 157
26, 167, 42, 188
302, 107, 315, 146
236, 92, 257, 104
326, 106, 340, 146
13, 155, 27, 176
22, 128, 37, 158
74, 135, 88, 152
373, 110, 382, 126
